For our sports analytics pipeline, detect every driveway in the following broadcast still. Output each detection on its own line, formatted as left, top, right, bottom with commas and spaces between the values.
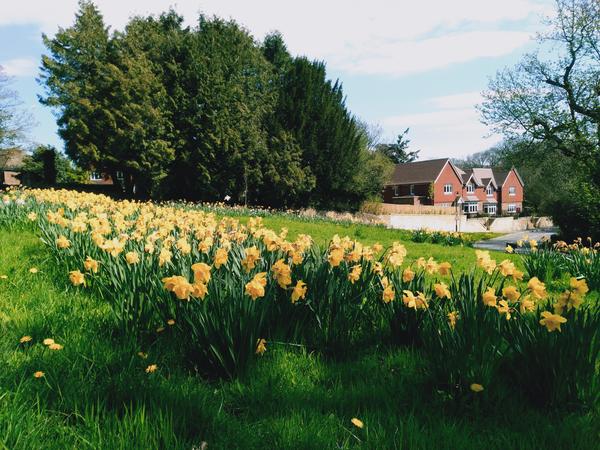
473, 228, 559, 252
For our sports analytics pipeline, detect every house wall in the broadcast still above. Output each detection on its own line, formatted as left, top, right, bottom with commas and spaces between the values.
386, 214, 553, 233
433, 163, 463, 205
1, 170, 21, 186
500, 170, 524, 212
382, 183, 431, 204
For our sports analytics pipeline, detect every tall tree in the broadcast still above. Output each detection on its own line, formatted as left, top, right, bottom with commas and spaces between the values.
375, 128, 420, 164
480, 0, 600, 239
40, 1, 174, 197
0, 67, 32, 148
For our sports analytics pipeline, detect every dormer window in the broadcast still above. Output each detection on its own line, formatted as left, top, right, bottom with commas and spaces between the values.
486, 185, 493, 196
466, 183, 475, 193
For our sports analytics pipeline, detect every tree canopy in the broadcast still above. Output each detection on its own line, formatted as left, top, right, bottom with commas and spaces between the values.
39, 1, 390, 210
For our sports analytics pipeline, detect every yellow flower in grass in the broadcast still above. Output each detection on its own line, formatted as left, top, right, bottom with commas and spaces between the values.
482, 288, 497, 307
519, 295, 536, 314
512, 270, 524, 281
69, 270, 85, 286
191, 282, 208, 300
256, 338, 267, 355
271, 259, 292, 288
570, 277, 589, 296
387, 242, 407, 267
470, 383, 484, 393
158, 248, 172, 267
191, 262, 211, 284
505, 245, 514, 253
29, 267, 38, 274
447, 311, 458, 329
327, 247, 344, 268
372, 243, 383, 254
372, 262, 383, 276
0, 275, 7, 280
291, 280, 307, 304
213, 248, 228, 269
242, 246, 261, 272
348, 265, 362, 284
167, 319, 175, 326
145, 364, 158, 373
138, 352, 148, 359
496, 300, 512, 320
434, 282, 451, 299
425, 257, 438, 275
83, 256, 99, 273
539, 311, 567, 332
43, 338, 55, 346
56, 235, 71, 249
438, 262, 452, 276
125, 251, 140, 265
381, 277, 395, 303
245, 272, 267, 300
20, 335, 32, 344
162, 275, 193, 300
402, 267, 415, 283
402, 290, 428, 310
33, 371, 45, 378
48, 343, 63, 351
27, 212, 38, 221
527, 277, 547, 300
499, 259, 515, 277
351, 418, 364, 429
502, 285, 520, 302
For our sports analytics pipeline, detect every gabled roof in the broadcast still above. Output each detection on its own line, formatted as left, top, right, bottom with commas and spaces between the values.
0, 148, 26, 171
492, 167, 524, 187
387, 158, 454, 185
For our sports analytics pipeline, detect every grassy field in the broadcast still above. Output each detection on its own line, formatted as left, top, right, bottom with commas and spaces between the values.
1, 226, 597, 449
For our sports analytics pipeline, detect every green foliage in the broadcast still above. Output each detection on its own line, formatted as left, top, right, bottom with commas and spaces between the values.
522, 248, 565, 283
375, 128, 420, 164
20, 145, 87, 185
506, 302, 600, 408
39, 4, 380, 209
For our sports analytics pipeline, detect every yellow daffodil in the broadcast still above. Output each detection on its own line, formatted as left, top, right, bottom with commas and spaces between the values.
470, 383, 484, 392
447, 311, 458, 329
402, 267, 415, 283
256, 338, 267, 355
20, 335, 33, 344
482, 287, 497, 307
527, 277, 547, 299
433, 282, 451, 299
245, 272, 267, 300
33, 371, 45, 378
69, 270, 85, 286
125, 251, 140, 265
348, 265, 362, 284
438, 262, 452, 276
56, 235, 71, 249
327, 247, 344, 268
191, 262, 211, 284
502, 285, 520, 301
569, 277, 589, 296
83, 256, 99, 273
214, 248, 228, 269
291, 280, 307, 304
145, 364, 158, 373
539, 311, 567, 332
351, 418, 364, 429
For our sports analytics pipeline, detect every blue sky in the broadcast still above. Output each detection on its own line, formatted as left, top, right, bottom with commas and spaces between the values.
0, 0, 553, 159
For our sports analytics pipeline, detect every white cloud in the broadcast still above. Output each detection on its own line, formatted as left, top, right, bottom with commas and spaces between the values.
1, 58, 37, 76
0, 0, 551, 77
382, 92, 502, 159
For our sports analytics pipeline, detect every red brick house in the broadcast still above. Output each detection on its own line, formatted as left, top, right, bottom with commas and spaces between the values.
0, 148, 26, 186
383, 158, 524, 215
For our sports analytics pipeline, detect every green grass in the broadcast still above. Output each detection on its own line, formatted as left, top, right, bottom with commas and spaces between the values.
235, 215, 507, 273
1, 227, 597, 449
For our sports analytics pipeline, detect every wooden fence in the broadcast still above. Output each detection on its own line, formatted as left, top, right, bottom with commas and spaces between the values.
361, 202, 457, 215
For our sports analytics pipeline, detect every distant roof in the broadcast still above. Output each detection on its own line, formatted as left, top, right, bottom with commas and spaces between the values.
387, 158, 450, 185
0, 148, 26, 170
491, 169, 510, 186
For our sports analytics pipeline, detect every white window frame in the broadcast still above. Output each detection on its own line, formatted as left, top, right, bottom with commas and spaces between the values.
116, 171, 124, 181
393, 186, 399, 197
509, 186, 516, 196
507, 204, 516, 213
484, 204, 497, 215
463, 202, 478, 213
466, 183, 475, 193
486, 185, 494, 196
90, 172, 103, 181
443, 183, 453, 195
409, 184, 415, 196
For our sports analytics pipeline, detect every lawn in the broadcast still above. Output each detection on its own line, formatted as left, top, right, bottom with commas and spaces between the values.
0, 226, 597, 449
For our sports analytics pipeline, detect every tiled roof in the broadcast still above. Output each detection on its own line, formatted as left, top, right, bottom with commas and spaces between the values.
386, 158, 449, 185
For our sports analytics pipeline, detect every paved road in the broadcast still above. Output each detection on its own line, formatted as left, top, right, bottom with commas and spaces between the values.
473, 228, 559, 252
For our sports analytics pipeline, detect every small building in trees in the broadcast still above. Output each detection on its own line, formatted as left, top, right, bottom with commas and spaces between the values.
0, 148, 26, 186
383, 158, 524, 215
